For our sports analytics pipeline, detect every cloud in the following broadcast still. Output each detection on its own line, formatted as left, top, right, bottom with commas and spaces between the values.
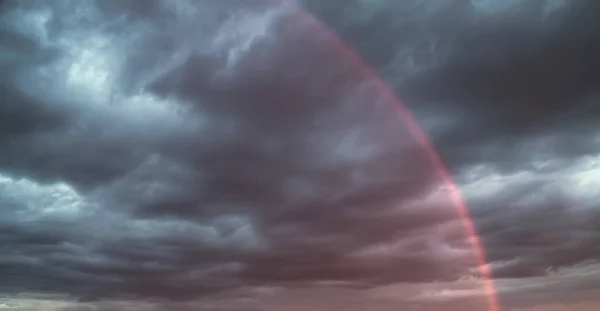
0, 0, 462, 303
1, 0, 599, 309
304, 0, 600, 277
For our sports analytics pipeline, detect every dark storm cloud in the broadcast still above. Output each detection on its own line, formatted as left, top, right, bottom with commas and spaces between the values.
304, 0, 600, 170
1, 0, 599, 308
303, 0, 600, 283
0, 0, 466, 304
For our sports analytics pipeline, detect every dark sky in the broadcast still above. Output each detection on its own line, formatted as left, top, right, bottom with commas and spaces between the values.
1, 0, 599, 310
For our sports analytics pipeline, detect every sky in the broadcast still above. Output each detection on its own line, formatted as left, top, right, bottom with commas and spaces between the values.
0, 0, 599, 310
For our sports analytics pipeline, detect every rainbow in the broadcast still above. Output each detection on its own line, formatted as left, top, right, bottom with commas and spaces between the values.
275, 1, 501, 310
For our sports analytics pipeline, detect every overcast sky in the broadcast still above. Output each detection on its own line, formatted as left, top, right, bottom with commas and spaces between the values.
1, 0, 599, 310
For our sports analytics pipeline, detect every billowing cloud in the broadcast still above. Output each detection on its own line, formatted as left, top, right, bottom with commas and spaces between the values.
1, 0, 599, 310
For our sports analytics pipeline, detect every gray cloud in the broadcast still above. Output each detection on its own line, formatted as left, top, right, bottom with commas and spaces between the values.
303, 0, 600, 282
1, 0, 599, 309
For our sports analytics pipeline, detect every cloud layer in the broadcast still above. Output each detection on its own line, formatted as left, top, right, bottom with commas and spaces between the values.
1, 0, 599, 310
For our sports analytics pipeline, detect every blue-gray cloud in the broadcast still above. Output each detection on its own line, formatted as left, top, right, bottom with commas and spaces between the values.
1, 0, 599, 309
